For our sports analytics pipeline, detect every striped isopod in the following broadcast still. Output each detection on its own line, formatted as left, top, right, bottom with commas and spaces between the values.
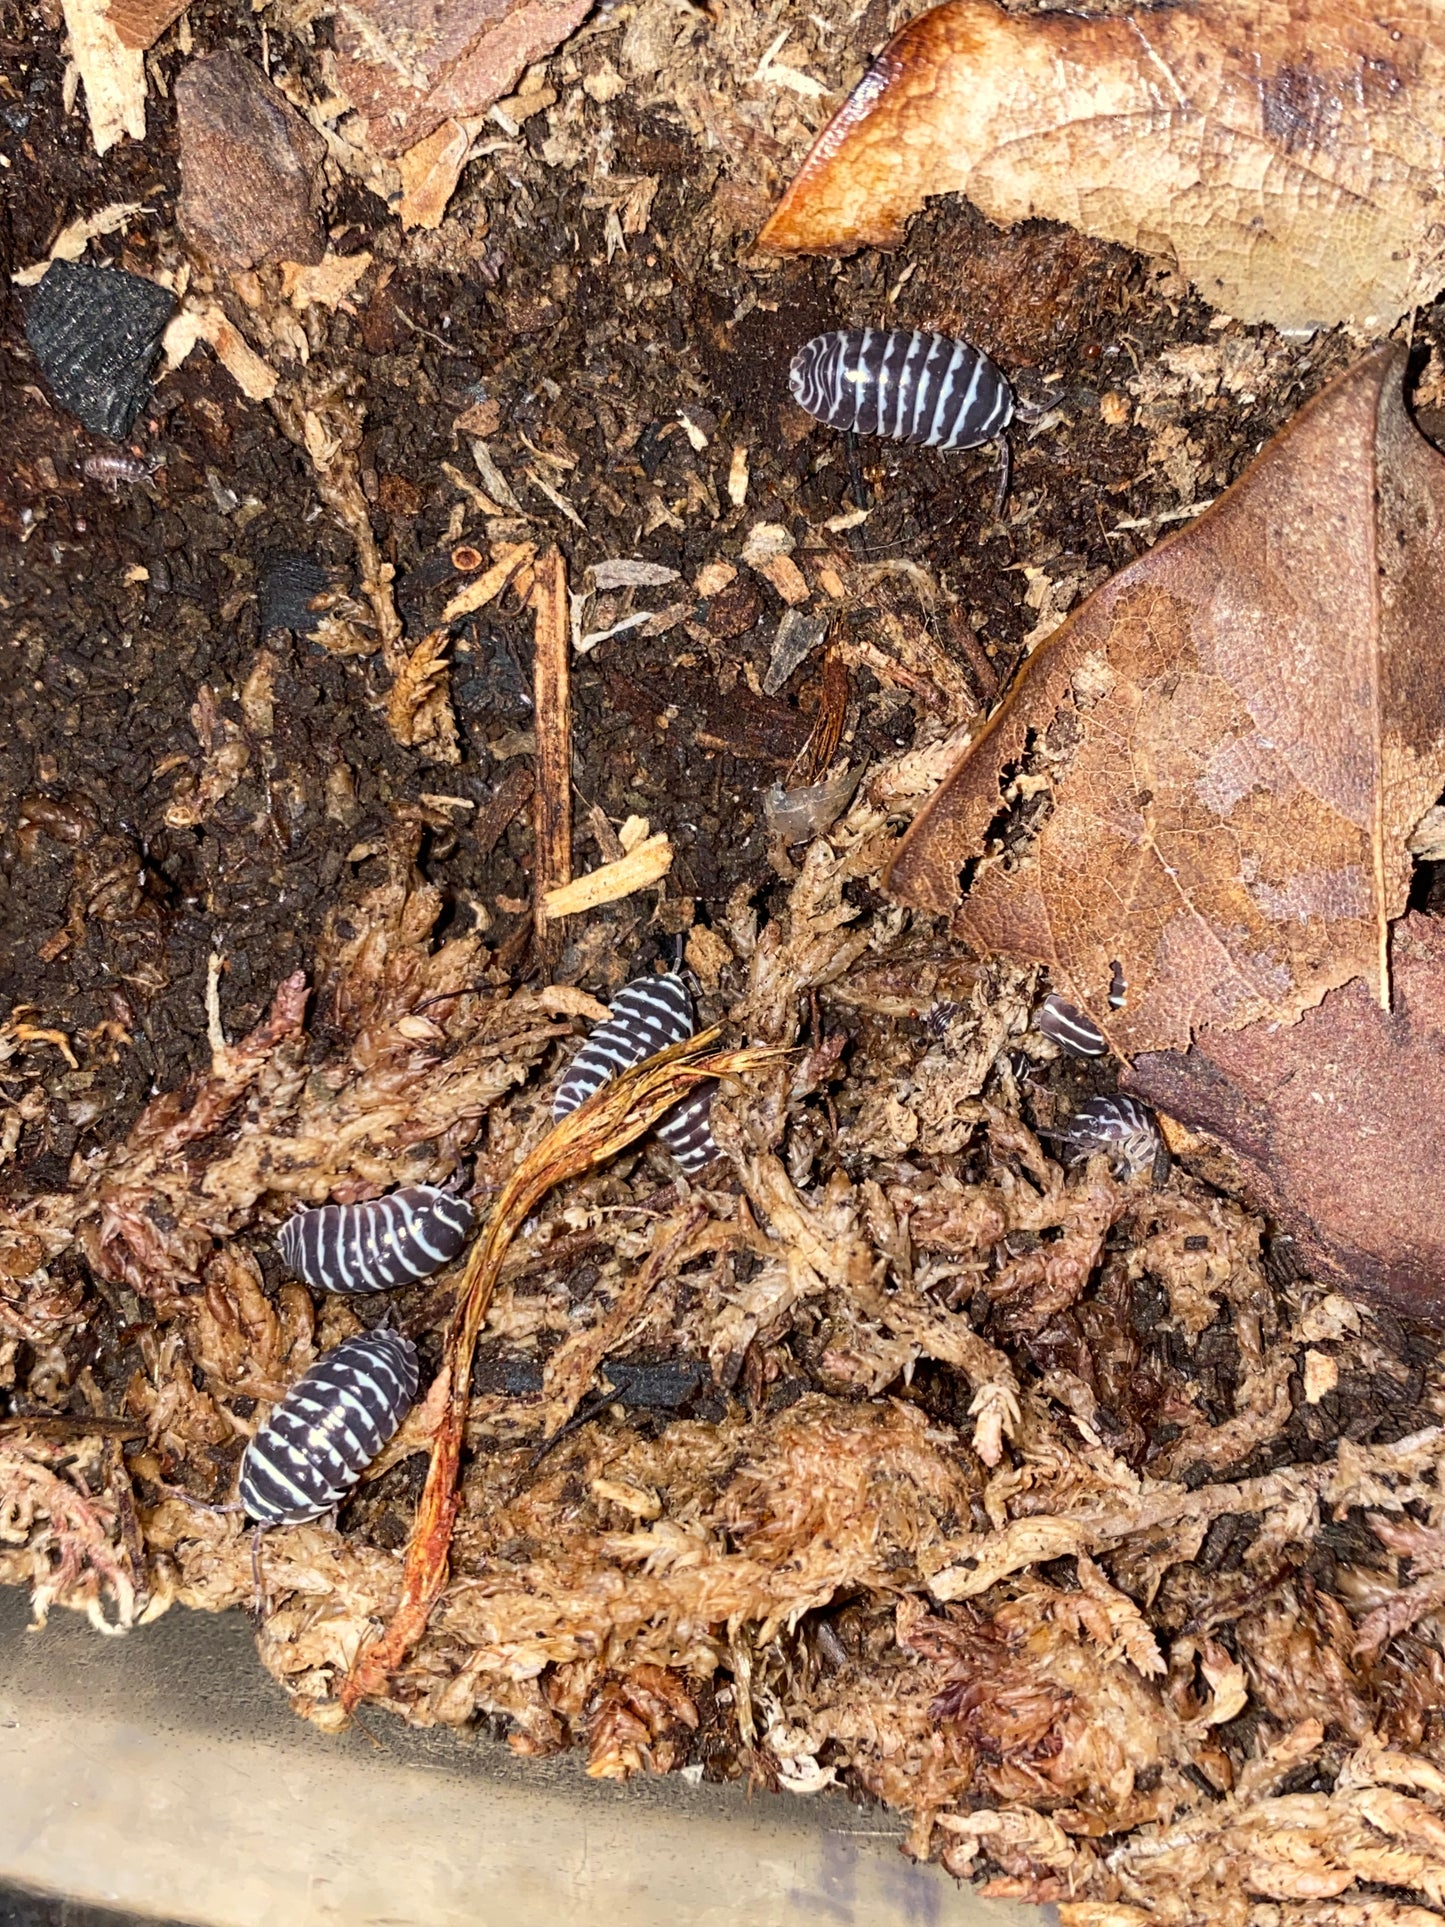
1063, 1095, 1167, 1182
278, 1185, 473, 1295
552, 973, 695, 1121
655, 1083, 720, 1174
238, 1330, 420, 1525
1034, 992, 1107, 1057
788, 329, 1013, 451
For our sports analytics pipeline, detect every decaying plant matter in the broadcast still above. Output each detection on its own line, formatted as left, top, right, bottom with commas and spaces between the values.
12, 10, 1445, 1914
760, 0, 1445, 333
8, 733, 1445, 1921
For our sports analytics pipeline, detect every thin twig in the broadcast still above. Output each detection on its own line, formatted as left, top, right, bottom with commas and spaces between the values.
531, 548, 572, 966
340, 1032, 781, 1711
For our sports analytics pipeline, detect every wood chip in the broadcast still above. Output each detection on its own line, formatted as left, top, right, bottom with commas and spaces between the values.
471, 439, 524, 514
728, 444, 750, 507
537, 985, 612, 1022
280, 251, 373, 310
695, 560, 737, 597
162, 301, 278, 401
542, 834, 673, 917
440, 542, 536, 621
1303, 1349, 1339, 1405
61, 0, 146, 155
755, 553, 810, 605
12, 201, 149, 286
398, 116, 486, 230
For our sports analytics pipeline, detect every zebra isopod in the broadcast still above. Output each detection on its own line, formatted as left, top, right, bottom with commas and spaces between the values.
1034, 992, 1107, 1058
278, 1185, 473, 1295
238, 1330, 420, 1526
788, 329, 1013, 451
1063, 1095, 1167, 1182
552, 973, 695, 1120
553, 970, 721, 1173
655, 1083, 720, 1174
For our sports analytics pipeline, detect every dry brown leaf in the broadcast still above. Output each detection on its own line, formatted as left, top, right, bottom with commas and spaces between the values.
1127, 912, 1445, 1317
760, 0, 1445, 332
888, 346, 1445, 1060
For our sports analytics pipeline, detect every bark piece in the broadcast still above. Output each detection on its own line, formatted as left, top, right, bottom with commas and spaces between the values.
106, 0, 187, 49
330, 0, 594, 159
176, 52, 327, 271
398, 117, 485, 229
759, 0, 1445, 333
887, 347, 1445, 1059
1126, 914, 1445, 1320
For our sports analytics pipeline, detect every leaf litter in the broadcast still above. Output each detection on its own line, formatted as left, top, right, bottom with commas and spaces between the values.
8, 0, 1445, 1920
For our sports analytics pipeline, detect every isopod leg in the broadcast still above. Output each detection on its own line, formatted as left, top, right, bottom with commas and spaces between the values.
251, 1521, 267, 1622
993, 434, 1013, 517
845, 431, 870, 511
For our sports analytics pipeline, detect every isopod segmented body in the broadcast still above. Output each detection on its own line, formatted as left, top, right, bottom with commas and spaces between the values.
1064, 1095, 1166, 1182
655, 1083, 720, 1174
1034, 992, 1107, 1057
552, 971, 721, 1173
238, 1330, 420, 1525
278, 1185, 473, 1295
788, 329, 1014, 451
82, 450, 161, 491
552, 973, 695, 1120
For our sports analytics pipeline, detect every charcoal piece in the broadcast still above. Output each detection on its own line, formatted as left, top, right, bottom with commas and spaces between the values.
24, 261, 174, 440
259, 551, 329, 636
600, 1357, 705, 1409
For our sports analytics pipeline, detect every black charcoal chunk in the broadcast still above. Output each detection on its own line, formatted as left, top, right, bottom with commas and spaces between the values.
259, 550, 330, 636
24, 261, 174, 440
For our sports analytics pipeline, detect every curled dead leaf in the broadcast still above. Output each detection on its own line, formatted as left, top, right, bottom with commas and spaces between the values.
888, 346, 1445, 1060
759, 0, 1445, 332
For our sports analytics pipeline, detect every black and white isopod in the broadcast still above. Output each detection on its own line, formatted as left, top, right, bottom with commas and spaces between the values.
1034, 992, 1107, 1058
654, 1083, 720, 1175
552, 971, 720, 1173
788, 329, 1014, 451
1063, 1095, 1167, 1182
278, 1186, 473, 1295
552, 973, 696, 1120
238, 1330, 420, 1525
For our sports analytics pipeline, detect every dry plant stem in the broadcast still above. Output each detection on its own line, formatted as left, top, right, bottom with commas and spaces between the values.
341, 1033, 773, 1709
269, 386, 405, 674
531, 548, 572, 964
